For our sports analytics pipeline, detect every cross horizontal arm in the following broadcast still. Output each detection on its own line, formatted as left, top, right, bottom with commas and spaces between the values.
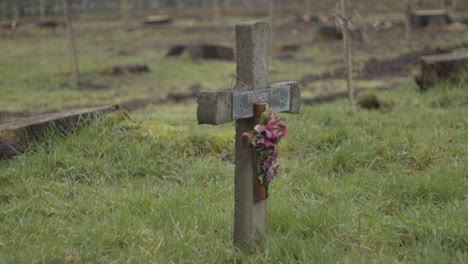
270, 81, 301, 114
197, 81, 301, 125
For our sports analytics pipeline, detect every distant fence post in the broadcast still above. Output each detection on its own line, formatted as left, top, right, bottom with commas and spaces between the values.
12, 0, 18, 21
63, 0, 79, 85
451, 0, 457, 10
340, 0, 354, 108
246, 0, 254, 13
1, 2, 7, 21
82, 0, 89, 17
213, 0, 221, 24
54, 1, 60, 20
120, 0, 129, 30
268, 0, 275, 54
305, 0, 312, 15
39, 0, 46, 21
405, 0, 413, 43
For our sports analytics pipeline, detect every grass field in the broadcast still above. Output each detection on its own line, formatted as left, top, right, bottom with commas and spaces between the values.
1, 6, 468, 263
1, 74, 466, 262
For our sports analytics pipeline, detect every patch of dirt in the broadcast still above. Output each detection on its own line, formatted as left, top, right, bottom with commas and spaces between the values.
0, 111, 32, 124
166, 45, 234, 61
121, 84, 201, 111
112, 64, 150, 75
302, 85, 396, 105
77, 79, 113, 90
301, 43, 468, 83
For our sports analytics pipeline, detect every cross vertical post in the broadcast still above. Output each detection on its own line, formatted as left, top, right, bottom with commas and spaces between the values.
233, 21, 269, 249
196, 21, 301, 250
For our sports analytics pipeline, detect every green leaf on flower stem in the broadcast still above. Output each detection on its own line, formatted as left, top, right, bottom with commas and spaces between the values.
254, 124, 261, 133
259, 175, 269, 188
259, 105, 271, 125
258, 173, 266, 185
259, 112, 269, 125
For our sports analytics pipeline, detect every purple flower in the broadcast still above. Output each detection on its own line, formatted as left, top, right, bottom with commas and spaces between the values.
252, 108, 288, 186
262, 151, 279, 182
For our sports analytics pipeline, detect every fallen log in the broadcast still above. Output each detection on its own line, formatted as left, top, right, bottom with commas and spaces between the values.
415, 53, 468, 91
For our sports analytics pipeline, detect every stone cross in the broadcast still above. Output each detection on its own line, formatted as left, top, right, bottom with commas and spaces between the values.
196, 21, 301, 249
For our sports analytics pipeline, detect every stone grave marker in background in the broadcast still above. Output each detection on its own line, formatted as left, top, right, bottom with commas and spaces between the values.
416, 53, 468, 91
0, 106, 117, 158
196, 21, 301, 249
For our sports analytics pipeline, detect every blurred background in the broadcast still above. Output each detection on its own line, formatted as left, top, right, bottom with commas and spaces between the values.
1, 0, 467, 122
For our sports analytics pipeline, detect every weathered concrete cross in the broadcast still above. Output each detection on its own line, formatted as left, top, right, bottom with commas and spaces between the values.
196, 21, 301, 249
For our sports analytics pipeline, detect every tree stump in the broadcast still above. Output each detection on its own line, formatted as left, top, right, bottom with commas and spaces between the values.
415, 53, 468, 91
410, 10, 452, 28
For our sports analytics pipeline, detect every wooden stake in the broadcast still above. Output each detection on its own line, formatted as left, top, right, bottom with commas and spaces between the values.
12, 1, 18, 21
405, 0, 413, 43
213, 0, 221, 24
340, 0, 354, 107
39, 0, 45, 21
305, 0, 312, 15
268, 0, 275, 54
246, 0, 254, 13
120, 0, 128, 22
82, 0, 89, 18
63, 0, 79, 85
54, 1, 60, 19
1, 2, 7, 22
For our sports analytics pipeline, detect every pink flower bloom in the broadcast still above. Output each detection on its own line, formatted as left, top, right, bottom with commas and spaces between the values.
253, 108, 288, 185
256, 110, 287, 151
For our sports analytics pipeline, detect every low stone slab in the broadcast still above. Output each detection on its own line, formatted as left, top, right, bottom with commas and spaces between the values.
410, 10, 452, 28
416, 53, 468, 91
0, 106, 117, 158
144, 15, 172, 25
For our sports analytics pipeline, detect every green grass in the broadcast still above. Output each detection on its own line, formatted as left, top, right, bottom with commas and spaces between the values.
1, 74, 466, 263
1, 11, 467, 263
